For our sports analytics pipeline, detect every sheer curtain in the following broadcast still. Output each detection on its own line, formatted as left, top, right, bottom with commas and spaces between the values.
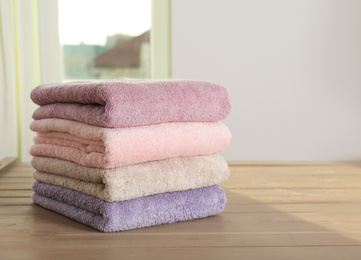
0, 0, 62, 161
0, 0, 19, 159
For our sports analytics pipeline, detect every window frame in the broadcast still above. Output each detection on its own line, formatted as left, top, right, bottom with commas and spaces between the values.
37, 0, 171, 81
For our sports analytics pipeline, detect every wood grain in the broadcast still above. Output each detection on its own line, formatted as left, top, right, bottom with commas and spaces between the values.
1, 161, 361, 260
0, 157, 18, 173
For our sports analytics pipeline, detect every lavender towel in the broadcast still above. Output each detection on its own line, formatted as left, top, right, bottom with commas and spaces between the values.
31, 78, 232, 127
32, 182, 226, 232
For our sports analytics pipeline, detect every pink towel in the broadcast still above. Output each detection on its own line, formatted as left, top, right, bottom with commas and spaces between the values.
31, 78, 232, 127
30, 119, 231, 168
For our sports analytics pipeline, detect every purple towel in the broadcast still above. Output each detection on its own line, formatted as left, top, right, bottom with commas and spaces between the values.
32, 182, 226, 232
31, 78, 232, 128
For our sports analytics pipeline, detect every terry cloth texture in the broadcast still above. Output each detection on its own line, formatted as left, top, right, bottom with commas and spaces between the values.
32, 182, 227, 232
30, 119, 231, 168
31, 78, 232, 127
31, 154, 229, 202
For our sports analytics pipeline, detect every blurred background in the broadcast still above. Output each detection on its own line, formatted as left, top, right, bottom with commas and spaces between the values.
1, 0, 361, 162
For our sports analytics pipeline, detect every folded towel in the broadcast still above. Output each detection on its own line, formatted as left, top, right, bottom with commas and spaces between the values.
31, 78, 232, 127
32, 182, 226, 232
31, 154, 229, 202
30, 119, 231, 168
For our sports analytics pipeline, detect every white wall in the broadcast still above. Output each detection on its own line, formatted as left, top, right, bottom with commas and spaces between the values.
171, 0, 361, 161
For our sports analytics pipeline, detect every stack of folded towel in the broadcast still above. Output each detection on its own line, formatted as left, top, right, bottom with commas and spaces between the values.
29, 78, 232, 232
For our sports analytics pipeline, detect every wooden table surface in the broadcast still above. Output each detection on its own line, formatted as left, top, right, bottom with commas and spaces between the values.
2, 160, 361, 260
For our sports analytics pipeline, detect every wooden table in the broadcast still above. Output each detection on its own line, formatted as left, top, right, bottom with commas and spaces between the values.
2, 159, 361, 259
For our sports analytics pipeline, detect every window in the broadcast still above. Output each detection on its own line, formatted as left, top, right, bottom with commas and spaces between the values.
58, 0, 151, 80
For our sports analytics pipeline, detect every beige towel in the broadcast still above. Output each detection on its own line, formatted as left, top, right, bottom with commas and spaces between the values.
32, 154, 229, 202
